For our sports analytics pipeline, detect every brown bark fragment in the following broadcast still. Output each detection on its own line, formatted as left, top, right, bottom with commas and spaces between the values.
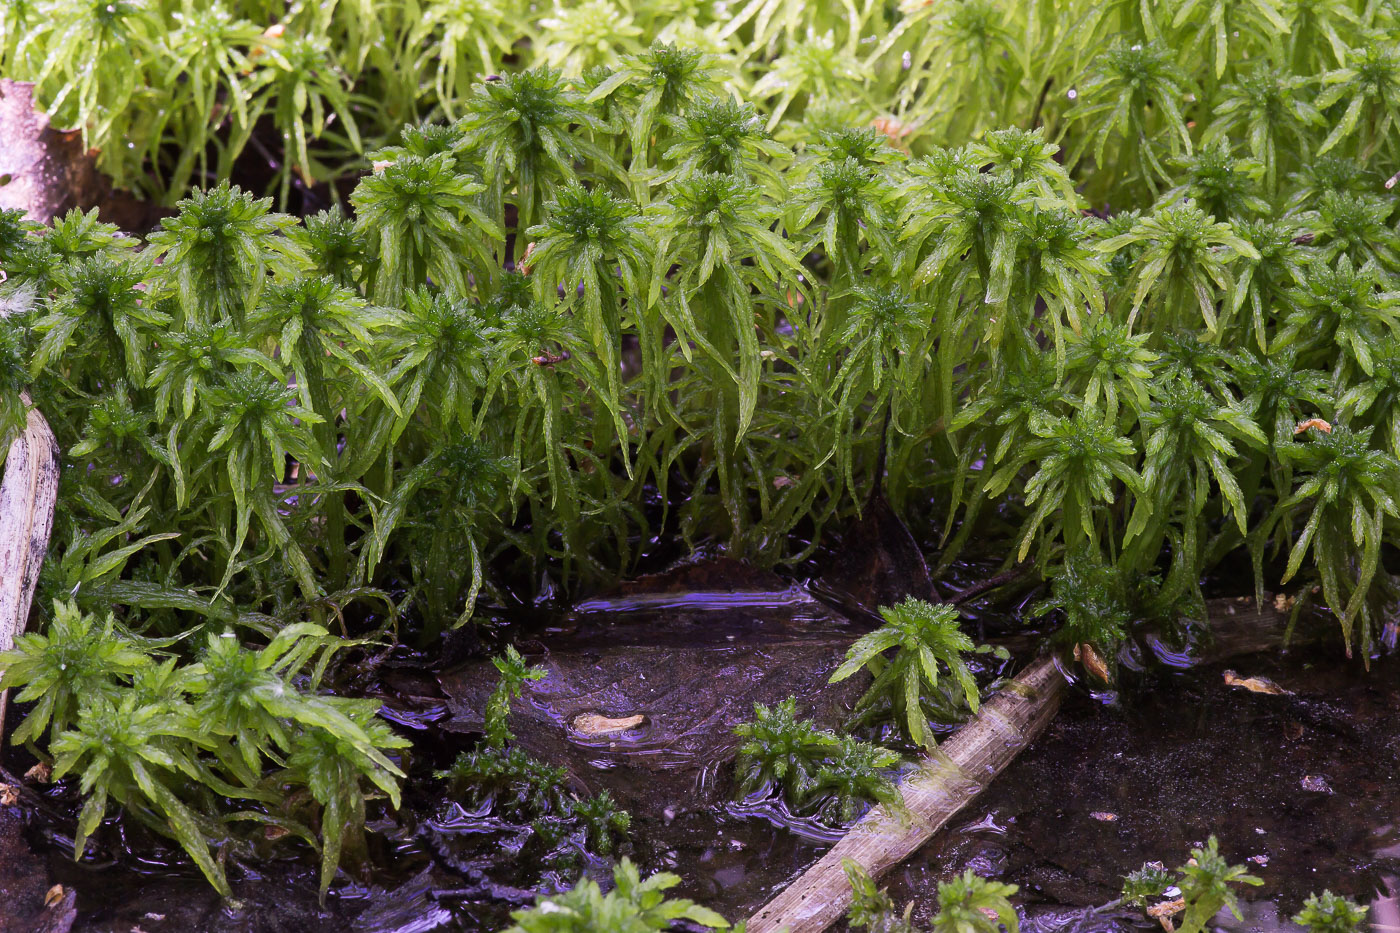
0, 80, 104, 224
0, 396, 60, 749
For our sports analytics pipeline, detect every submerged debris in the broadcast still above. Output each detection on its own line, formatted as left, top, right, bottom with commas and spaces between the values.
1300, 775, 1334, 794
571, 712, 646, 736
1147, 898, 1186, 931
1074, 643, 1112, 684
1222, 670, 1291, 695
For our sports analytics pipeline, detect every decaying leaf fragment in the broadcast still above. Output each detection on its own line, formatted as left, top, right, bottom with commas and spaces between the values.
1300, 774, 1333, 794
1294, 417, 1332, 435
1223, 669, 1291, 695
1148, 898, 1186, 932
1074, 642, 1110, 682
572, 712, 646, 736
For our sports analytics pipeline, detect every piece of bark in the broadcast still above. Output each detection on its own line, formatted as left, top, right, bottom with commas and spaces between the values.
746, 593, 1313, 933
0, 396, 60, 750
0, 79, 170, 232
0, 80, 105, 224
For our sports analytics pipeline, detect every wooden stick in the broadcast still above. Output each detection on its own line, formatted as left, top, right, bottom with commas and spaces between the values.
0, 395, 60, 750
746, 594, 1308, 933
747, 654, 1066, 933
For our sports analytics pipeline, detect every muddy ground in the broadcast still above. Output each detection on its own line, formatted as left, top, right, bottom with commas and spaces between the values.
2, 562, 1397, 932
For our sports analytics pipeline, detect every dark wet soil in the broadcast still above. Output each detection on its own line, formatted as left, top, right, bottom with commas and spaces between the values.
4, 566, 1398, 932
0, 805, 75, 932
417, 617, 1400, 932
879, 652, 1400, 927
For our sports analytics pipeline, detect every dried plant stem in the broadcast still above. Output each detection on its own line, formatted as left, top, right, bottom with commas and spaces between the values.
0, 395, 60, 752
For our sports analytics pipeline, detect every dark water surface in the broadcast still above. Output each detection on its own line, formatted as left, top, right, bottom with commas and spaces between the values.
6, 572, 1398, 933
878, 651, 1400, 931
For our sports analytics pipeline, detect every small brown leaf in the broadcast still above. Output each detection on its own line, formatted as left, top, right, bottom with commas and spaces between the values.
1223, 670, 1291, 695
44, 884, 65, 908
1074, 643, 1110, 683
571, 712, 645, 736
1294, 417, 1332, 435
873, 115, 912, 142
24, 761, 51, 784
0, 784, 17, 806
531, 349, 570, 367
